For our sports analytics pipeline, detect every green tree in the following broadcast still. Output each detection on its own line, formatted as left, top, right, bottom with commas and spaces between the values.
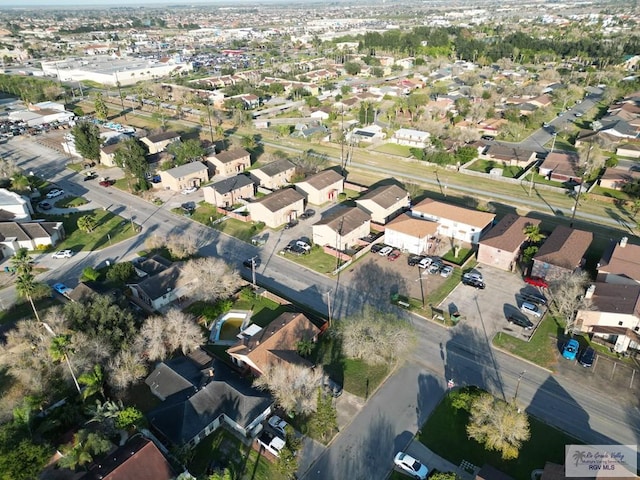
113, 137, 149, 190
106, 261, 134, 284
10, 173, 30, 193
275, 426, 301, 479
0, 423, 51, 480
523, 224, 545, 244
268, 82, 284, 95
430, 473, 458, 480
81, 266, 100, 282
71, 121, 100, 162
522, 246, 539, 264
49, 334, 82, 395
93, 92, 108, 120
343, 61, 362, 75
77, 214, 96, 233
11, 248, 48, 323
310, 389, 338, 441
115, 406, 144, 430
58, 429, 111, 470
78, 365, 105, 401
467, 393, 530, 460
167, 139, 205, 166
296, 339, 314, 358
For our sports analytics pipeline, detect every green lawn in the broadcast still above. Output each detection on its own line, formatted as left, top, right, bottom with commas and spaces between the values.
373, 143, 413, 157
280, 247, 338, 275
492, 314, 562, 371
466, 160, 523, 178
189, 430, 285, 480
191, 201, 223, 226
522, 172, 567, 188
40, 209, 138, 251
590, 186, 632, 201
441, 247, 473, 266
419, 389, 582, 479
232, 288, 290, 328
311, 334, 389, 398
215, 218, 264, 242
54, 196, 89, 208
0, 296, 59, 325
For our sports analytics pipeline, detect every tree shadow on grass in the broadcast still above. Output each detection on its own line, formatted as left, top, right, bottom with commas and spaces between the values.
347, 261, 408, 314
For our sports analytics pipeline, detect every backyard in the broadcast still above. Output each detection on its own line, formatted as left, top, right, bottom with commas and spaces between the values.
419, 388, 581, 479
466, 160, 523, 179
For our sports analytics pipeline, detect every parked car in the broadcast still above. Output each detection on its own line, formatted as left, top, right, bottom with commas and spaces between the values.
407, 254, 424, 267
38, 201, 52, 210
524, 276, 548, 288
295, 240, 311, 252
578, 346, 595, 367
151, 174, 161, 183
181, 202, 196, 213
243, 256, 261, 269
520, 292, 547, 306
99, 179, 113, 187
256, 430, 285, 457
83, 172, 98, 181
300, 209, 315, 219
462, 277, 485, 289
323, 376, 343, 398
520, 301, 542, 318
427, 261, 442, 275
507, 314, 534, 330
387, 249, 401, 261
284, 219, 298, 229
181, 186, 198, 195
394, 452, 429, 480
574, 112, 583, 117
284, 243, 306, 256
371, 243, 387, 254
267, 415, 288, 437
52, 283, 72, 296
46, 189, 64, 199
378, 246, 393, 257
51, 250, 73, 259
463, 271, 483, 282
418, 257, 433, 269
562, 339, 580, 360
440, 265, 453, 278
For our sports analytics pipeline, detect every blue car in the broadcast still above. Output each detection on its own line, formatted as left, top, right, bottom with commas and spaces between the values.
53, 283, 72, 296
562, 339, 580, 360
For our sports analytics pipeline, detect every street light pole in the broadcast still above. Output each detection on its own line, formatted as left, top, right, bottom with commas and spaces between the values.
251, 256, 257, 287
514, 370, 526, 404
325, 290, 332, 327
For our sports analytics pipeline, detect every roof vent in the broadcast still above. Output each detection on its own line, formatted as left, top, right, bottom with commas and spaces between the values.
620, 236, 628, 247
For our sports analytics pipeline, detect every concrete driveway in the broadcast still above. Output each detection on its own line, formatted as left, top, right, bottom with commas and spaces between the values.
438, 265, 546, 339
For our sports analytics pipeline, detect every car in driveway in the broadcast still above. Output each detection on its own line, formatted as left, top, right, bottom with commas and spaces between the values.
418, 256, 433, 269
38, 201, 52, 210
299, 209, 315, 219
371, 243, 387, 254
579, 346, 595, 367
99, 179, 113, 187
46, 189, 64, 199
256, 430, 285, 457
440, 265, 453, 278
562, 339, 580, 360
295, 240, 311, 253
243, 256, 261, 269
462, 276, 485, 289
323, 376, 343, 398
83, 172, 98, 181
524, 276, 548, 288
520, 301, 542, 318
378, 246, 393, 257
387, 249, 401, 261
181, 186, 198, 195
507, 313, 534, 330
267, 415, 288, 436
51, 250, 73, 259
283, 219, 298, 229
394, 452, 429, 480
52, 283, 72, 296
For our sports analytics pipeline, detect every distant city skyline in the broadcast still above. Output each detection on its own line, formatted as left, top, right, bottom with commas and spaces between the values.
3, 0, 320, 6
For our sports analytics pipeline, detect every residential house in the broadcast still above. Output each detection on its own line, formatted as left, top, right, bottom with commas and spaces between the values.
227, 312, 321, 376
247, 188, 305, 228
538, 152, 581, 183
354, 184, 409, 225
67, 281, 105, 303
597, 237, 640, 285
310, 108, 331, 121
617, 143, 640, 158
477, 214, 541, 271
206, 148, 251, 177
480, 144, 537, 168
0, 221, 64, 258
291, 124, 329, 140
100, 143, 120, 167
203, 175, 254, 208
528, 94, 553, 108
384, 213, 439, 255
159, 161, 209, 192
411, 199, 495, 244
140, 131, 181, 154
129, 259, 194, 311
80, 436, 174, 480
0, 188, 33, 221
574, 282, 640, 353
390, 128, 431, 148
312, 207, 371, 250
295, 169, 344, 205
249, 158, 296, 190
348, 124, 385, 143
147, 357, 273, 448
531, 226, 593, 281
598, 166, 640, 190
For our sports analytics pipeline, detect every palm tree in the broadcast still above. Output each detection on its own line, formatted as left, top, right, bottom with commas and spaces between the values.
296, 339, 314, 358
58, 429, 111, 471
11, 248, 43, 323
78, 365, 105, 401
523, 224, 545, 244
77, 215, 96, 233
49, 334, 82, 395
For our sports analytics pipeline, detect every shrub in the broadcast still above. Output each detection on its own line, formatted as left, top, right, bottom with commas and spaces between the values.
106, 262, 134, 283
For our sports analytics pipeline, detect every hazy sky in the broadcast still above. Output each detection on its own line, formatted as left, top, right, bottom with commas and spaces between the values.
3, 0, 288, 6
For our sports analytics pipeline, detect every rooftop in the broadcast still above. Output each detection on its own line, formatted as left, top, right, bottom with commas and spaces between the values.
480, 214, 541, 252
314, 207, 370, 235
164, 161, 208, 178
252, 187, 304, 213
385, 213, 438, 238
533, 225, 593, 269
209, 148, 250, 164
299, 169, 344, 190
208, 174, 254, 195
412, 198, 495, 229
355, 184, 408, 209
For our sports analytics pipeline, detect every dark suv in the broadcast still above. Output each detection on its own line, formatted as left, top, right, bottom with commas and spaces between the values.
407, 254, 424, 266
462, 277, 485, 289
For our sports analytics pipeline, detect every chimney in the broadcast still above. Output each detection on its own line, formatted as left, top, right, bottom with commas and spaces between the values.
620, 236, 628, 248
585, 284, 596, 299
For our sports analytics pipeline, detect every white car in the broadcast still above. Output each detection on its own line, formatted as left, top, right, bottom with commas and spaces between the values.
378, 246, 393, 257
440, 265, 453, 278
256, 430, 285, 457
268, 415, 289, 436
51, 250, 73, 259
181, 186, 198, 195
394, 452, 429, 480
46, 189, 64, 199
295, 240, 311, 252
418, 257, 433, 269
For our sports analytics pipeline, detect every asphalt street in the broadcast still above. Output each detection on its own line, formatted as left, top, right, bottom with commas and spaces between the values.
2, 134, 639, 479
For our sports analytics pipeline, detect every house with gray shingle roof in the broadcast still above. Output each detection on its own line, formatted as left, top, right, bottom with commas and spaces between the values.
295, 169, 344, 205
140, 131, 181, 154
312, 207, 370, 250
129, 259, 195, 311
247, 188, 305, 228
249, 158, 296, 190
203, 175, 254, 207
206, 148, 251, 176
354, 184, 409, 224
531, 225, 593, 281
159, 161, 209, 192
0, 221, 64, 257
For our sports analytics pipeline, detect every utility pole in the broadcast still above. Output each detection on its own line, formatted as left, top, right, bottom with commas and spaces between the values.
325, 290, 332, 327
513, 370, 526, 405
570, 140, 593, 228
251, 256, 257, 287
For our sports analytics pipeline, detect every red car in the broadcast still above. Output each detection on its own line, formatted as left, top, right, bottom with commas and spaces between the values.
387, 249, 401, 261
99, 179, 113, 187
524, 276, 548, 288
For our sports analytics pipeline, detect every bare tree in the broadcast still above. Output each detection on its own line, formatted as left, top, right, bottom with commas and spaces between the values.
548, 271, 592, 335
181, 257, 242, 302
166, 234, 198, 260
0, 156, 18, 178
254, 363, 323, 415
107, 348, 147, 391
335, 308, 414, 365
467, 392, 530, 460
163, 309, 204, 355
134, 315, 167, 362
144, 234, 165, 251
